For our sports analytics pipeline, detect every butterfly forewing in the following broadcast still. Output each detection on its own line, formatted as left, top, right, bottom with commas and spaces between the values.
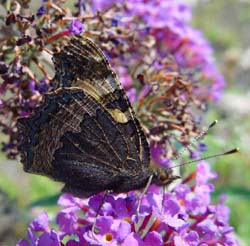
52, 36, 150, 166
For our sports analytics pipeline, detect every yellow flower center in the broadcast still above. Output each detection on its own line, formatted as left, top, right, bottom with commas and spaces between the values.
104, 233, 113, 242
178, 199, 184, 206
123, 217, 131, 223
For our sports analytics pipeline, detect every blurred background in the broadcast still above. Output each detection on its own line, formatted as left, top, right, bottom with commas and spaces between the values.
0, 0, 249, 245
193, 2, 250, 245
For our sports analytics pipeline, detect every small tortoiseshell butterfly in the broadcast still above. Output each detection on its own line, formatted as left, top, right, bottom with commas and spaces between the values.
17, 36, 179, 198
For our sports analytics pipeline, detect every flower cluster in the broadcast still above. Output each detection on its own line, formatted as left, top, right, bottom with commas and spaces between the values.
17, 162, 238, 246
91, 0, 225, 101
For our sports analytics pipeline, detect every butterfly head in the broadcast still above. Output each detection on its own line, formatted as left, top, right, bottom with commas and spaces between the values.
152, 167, 180, 186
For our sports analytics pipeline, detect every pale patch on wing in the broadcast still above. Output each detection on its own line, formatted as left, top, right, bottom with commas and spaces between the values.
76, 78, 102, 101
108, 109, 128, 123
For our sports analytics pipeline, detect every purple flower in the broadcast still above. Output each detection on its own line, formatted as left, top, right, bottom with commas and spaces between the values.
116, 66, 137, 102
174, 231, 199, 246
69, 20, 84, 35
56, 207, 78, 235
37, 230, 60, 246
37, 6, 46, 16
110, 195, 137, 219
18, 184, 239, 246
193, 183, 214, 214
198, 143, 207, 152
17, 216, 61, 246
91, 0, 122, 12
150, 142, 171, 167
143, 231, 163, 246
126, 88, 137, 103
117, 66, 133, 89
83, 216, 131, 245
197, 219, 219, 241
28, 80, 39, 95
221, 233, 240, 246
38, 78, 50, 93
190, 151, 201, 159
91, 0, 225, 100
138, 85, 152, 101
88, 194, 114, 216
30, 212, 49, 232
57, 193, 86, 208
16, 239, 29, 246
196, 161, 217, 185
121, 232, 141, 245
161, 198, 189, 231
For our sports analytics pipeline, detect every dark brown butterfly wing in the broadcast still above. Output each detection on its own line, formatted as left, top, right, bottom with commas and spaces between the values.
52, 35, 116, 93
17, 88, 151, 197
52, 35, 126, 108
52, 36, 149, 167
17, 36, 152, 197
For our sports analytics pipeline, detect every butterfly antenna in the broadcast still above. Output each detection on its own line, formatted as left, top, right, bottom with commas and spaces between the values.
172, 120, 218, 162
171, 147, 240, 169
208, 119, 217, 128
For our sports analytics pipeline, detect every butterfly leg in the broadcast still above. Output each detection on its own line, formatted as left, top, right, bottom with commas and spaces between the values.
161, 185, 167, 214
136, 175, 153, 217
91, 190, 112, 239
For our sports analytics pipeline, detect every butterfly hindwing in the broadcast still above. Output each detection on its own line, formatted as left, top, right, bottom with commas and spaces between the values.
17, 87, 151, 197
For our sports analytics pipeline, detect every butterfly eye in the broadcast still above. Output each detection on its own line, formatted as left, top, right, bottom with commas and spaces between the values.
158, 171, 169, 184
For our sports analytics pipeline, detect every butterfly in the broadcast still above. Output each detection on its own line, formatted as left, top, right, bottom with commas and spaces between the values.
17, 35, 179, 198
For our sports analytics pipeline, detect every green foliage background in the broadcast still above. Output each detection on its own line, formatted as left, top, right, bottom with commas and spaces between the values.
192, 1, 250, 245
